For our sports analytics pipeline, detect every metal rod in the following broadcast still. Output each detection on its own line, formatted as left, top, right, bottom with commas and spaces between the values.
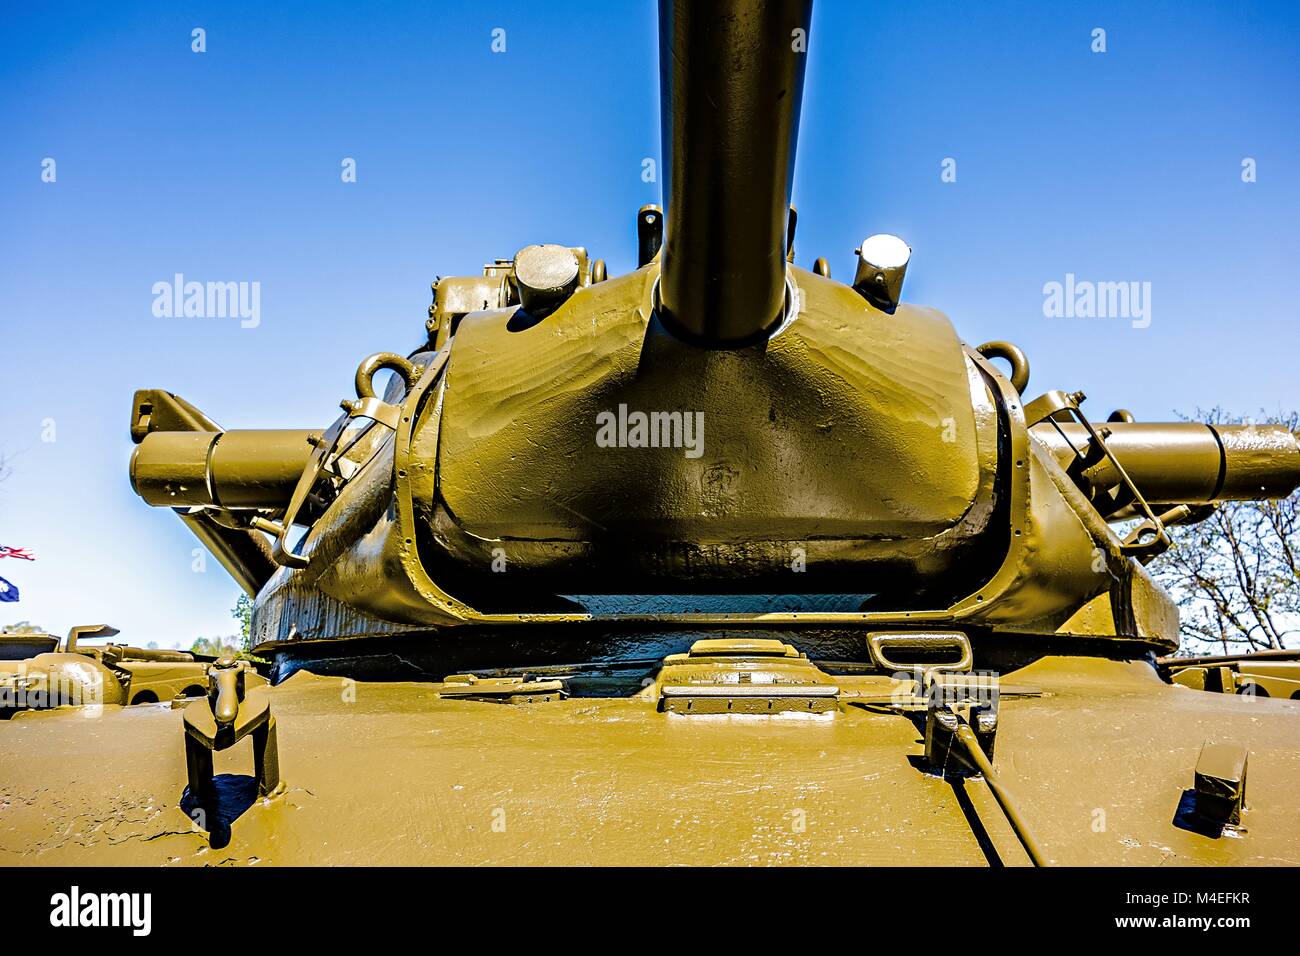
955, 724, 1050, 867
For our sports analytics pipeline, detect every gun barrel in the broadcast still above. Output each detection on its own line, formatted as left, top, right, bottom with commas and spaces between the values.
657, 0, 812, 346
1030, 422, 1300, 504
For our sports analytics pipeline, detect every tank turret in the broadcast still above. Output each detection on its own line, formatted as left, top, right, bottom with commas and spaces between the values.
127, 0, 1300, 657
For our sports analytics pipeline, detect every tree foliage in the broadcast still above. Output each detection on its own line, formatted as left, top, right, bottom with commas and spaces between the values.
189, 635, 242, 657
232, 593, 253, 651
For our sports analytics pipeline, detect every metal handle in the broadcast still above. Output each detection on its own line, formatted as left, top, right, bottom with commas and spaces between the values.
354, 352, 417, 401
867, 632, 973, 673
976, 341, 1031, 394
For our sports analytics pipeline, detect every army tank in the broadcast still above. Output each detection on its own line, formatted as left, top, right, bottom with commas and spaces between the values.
1161, 649, 1300, 700
0, 624, 263, 715
3, 0, 1299, 867
0, 628, 58, 661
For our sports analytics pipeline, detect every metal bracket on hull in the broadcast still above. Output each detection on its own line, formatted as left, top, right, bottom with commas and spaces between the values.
266, 352, 422, 569
656, 638, 840, 715
182, 657, 283, 820
923, 700, 1048, 866
1023, 389, 1170, 559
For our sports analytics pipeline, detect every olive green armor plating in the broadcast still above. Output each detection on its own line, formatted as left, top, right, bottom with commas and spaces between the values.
6, 0, 1295, 868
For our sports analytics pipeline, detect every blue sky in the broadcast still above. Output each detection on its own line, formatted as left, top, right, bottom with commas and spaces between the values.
1, 0, 1296, 646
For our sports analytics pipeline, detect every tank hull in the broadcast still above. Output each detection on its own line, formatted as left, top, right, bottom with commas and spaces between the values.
2, 653, 1296, 866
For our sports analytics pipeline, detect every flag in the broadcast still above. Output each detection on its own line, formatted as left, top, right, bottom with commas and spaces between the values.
0, 575, 18, 602
0, 545, 35, 561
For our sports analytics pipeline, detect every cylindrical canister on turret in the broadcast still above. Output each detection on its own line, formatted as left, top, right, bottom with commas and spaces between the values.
1029, 422, 1300, 504
130, 430, 316, 508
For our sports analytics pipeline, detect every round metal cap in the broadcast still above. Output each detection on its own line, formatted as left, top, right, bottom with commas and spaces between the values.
858, 234, 910, 269
514, 244, 580, 316
853, 234, 911, 310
